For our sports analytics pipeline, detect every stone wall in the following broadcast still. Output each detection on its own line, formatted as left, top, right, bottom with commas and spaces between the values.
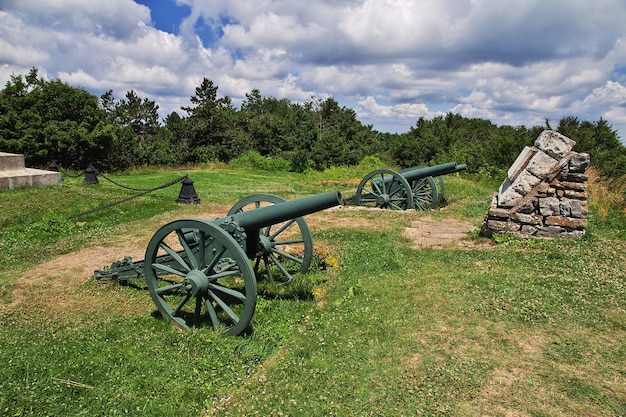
481, 130, 590, 238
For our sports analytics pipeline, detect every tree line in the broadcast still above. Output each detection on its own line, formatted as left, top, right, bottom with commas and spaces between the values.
1, 68, 625, 178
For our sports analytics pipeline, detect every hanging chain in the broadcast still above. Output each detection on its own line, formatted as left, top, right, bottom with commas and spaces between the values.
66, 168, 188, 220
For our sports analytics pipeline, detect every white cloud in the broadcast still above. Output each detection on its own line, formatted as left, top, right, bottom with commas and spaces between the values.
0, 0, 625, 141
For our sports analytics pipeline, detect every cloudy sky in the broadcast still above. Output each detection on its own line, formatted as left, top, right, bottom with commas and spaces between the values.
1, 0, 626, 142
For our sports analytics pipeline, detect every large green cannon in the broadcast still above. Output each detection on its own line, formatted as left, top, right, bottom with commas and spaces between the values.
346, 162, 467, 210
94, 191, 342, 335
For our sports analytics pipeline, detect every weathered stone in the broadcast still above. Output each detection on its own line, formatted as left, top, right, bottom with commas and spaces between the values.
487, 220, 520, 232
563, 189, 587, 199
507, 146, 537, 181
521, 225, 537, 235
536, 182, 550, 194
545, 216, 587, 229
570, 200, 587, 218
553, 180, 587, 191
526, 151, 559, 180
498, 187, 524, 207
563, 173, 588, 182
512, 170, 542, 195
539, 197, 560, 216
514, 212, 543, 225
559, 201, 571, 217
535, 225, 566, 238
488, 207, 511, 219
487, 220, 509, 231
505, 222, 521, 232
534, 130, 576, 159
517, 201, 536, 214
569, 152, 590, 173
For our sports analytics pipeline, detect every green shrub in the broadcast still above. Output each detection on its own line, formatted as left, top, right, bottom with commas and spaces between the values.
229, 151, 292, 172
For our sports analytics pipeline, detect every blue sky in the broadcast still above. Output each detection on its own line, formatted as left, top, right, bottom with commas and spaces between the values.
1, 0, 626, 143
135, 1, 190, 35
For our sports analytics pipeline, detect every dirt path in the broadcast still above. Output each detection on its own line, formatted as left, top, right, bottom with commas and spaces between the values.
403, 216, 490, 248
1, 208, 490, 318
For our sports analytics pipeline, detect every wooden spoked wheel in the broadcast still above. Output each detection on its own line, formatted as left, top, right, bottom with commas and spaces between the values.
355, 169, 414, 210
144, 219, 257, 336
409, 176, 439, 210
227, 194, 313, 285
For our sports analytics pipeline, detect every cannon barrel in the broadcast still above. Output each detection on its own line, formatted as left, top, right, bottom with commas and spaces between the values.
400, 162, 467, 182
221, 190, 342, 231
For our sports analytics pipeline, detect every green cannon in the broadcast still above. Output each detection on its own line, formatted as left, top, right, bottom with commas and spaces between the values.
94, 191, 342, 335
346, 162, 467, 210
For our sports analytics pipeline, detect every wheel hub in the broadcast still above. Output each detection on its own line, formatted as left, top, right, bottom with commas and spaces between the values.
258, 234, 273, 254
185, 270, 209, 296
376, 193, 391, 207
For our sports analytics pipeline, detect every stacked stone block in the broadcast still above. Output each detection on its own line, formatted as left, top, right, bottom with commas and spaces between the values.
481, 130, 590, 238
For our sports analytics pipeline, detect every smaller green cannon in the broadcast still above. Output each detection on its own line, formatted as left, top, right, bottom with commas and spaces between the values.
94, 191, 342, 335
345, 162, 467, 210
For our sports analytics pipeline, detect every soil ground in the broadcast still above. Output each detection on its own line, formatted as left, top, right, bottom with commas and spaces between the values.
2, 206, 490, 317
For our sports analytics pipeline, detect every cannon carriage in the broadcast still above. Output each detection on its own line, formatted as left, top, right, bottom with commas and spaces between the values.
345, 162, 467, 210
95, 191, 342, 335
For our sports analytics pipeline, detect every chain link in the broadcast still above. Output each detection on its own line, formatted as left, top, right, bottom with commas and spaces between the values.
66, 168, 188, 220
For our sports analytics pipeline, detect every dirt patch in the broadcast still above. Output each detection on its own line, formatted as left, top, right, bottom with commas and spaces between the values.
322, 206, 492, 249
403, 216, 493, 249
1, 209, 228, 317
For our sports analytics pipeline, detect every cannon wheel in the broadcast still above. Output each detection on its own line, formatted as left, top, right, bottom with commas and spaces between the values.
355, 169, 414, 210
227, 194, 313, 285
400, 167, 441, 210
434, 176, 445, 204
409, 176, 439, 210
144, 219, 257, 336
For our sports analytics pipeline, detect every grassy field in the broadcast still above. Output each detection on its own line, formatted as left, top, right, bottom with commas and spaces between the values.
0, 164, 624, 416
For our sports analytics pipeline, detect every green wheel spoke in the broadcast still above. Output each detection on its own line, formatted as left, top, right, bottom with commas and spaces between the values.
174, 229, 198, 270
155, 282, 185, 295
269, 218, 296, 240
194, 296, 202, 327
202, 244, 227, 275
208, 290, 240, 324
371, 180, 384, 195
269, 253, 293, 282
272, 247, 304, 264
158, 242, 191, 273
195, 230, 207, 269
273, 238, 305, 246
205, 299, 219, 329
152, 263, 187, 278
264, 255, 274, 281
172, 293, 192, 317
203, 268, 240, 281
207, 283, 247, 301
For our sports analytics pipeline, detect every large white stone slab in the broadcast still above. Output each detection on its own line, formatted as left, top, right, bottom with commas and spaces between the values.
507, 146, 537, 181
534, 130, 576, 159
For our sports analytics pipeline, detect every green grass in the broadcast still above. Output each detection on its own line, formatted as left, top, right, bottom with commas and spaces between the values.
0, 166, 624, 416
